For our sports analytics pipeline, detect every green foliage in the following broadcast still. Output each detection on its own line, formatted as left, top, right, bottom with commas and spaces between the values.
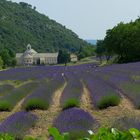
57, 50, 70, 65
1, 127, 140, 140
0, 133, 14, 140
24, 98, 49, 111
48, 127, 70, 140
48, 127, 140, 140
62, 98, 80, 110
102, 19, 140, 63
0, 48, 16, 67
0, 56, 3, 69
97, 95, 120, 109
78, 46, 95, 60
0, 0, 89, 55
0, 101, 11, 111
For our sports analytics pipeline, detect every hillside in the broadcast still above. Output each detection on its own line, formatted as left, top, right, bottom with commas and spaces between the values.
0, 0, 90, 53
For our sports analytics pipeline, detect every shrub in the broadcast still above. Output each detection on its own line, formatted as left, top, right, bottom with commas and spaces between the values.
0, 101, 11, 111
60, 71, 83, 110
97, 95, 120, 109
24, 98, 49, 111
49, 127, 140, 140
112, 117, 140, 131
62, 99, 80, 110
0, 111, 38, 139
0, 133, 14, 140
53, 108, 97, 139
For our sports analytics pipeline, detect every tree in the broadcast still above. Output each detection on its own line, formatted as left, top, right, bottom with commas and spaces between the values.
0, 56, 3, 69
0, 48, 16, 67
57, 50, 70, 66
95, 40, 105, 63
103, 20, 140, 63
19, 2, 32, 8
78, 45, 95, 60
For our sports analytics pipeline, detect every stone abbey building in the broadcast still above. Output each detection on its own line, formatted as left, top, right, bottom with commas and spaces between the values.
16, 44, 58, 65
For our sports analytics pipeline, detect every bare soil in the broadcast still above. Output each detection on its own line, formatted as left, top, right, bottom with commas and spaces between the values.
80, 86, 140, 130
28, 83, 66, 138
0, 83, 140, 139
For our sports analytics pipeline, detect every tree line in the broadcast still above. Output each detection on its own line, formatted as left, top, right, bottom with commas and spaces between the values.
0, 48, 16, 69
96, 18, 140, 63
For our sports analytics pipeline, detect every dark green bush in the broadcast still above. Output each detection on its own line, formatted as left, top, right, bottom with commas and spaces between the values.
62, 99, 80, 110
24, 98, 49, 111
0, 101, 11, 111
97, 95, 120, 109
0, 133, 14, 140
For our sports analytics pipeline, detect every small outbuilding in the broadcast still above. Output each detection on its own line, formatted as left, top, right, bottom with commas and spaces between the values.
70, 54, 78, 62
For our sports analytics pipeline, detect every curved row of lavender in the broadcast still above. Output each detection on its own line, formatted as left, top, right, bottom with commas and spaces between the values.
0, 62, 139, 111
0, 82, 38, 111
0, 66, 62, 81
60, 71, 83, 109
93, 62, 140, 108
0, 111, 37, 139
22, 71, 65, 111
0, 84, 14, 97
82, 71, 121, 109
53, 107, 97, 139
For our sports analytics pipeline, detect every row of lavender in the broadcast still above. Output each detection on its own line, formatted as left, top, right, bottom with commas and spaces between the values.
93, 62, 140, 108
0, 108, 96, 139
60, 71, 83, 109
0, 62, 140, 111
23, 71, 65, 111
0, 66, 65, 111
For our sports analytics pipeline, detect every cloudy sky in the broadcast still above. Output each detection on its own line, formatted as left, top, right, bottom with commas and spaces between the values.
11, 0, 140, 40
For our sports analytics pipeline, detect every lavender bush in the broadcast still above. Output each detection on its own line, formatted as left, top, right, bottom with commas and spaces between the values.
60, 71, 83, 110
0, 84, 14, 96
53, 107, 97, 139
83, 72, 121, 109
112, 116, 140, 131
0, 111, 37, 139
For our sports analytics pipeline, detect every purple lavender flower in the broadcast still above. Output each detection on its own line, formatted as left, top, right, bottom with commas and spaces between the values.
53, 107, 97, 139
0, 111, 38, 139
60, 71, 83, 109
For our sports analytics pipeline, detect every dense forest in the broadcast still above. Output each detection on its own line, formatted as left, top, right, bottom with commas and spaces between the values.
0, 0, 93, 53
96, 18, 140, 63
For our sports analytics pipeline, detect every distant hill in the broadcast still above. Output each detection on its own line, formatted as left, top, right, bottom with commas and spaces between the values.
85, 40, 97, 45
0, 0, 90, 53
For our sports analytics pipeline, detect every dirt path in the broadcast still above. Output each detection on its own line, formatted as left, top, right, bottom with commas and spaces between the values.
29, 83, 66, 138
12, 98, 25, 112
80, 85, 140, 130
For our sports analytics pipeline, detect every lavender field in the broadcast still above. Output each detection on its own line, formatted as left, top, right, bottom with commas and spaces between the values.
0, 62, 140, 139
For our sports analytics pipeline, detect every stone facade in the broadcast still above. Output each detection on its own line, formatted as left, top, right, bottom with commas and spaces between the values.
70, 54, 78, 62
16, 44, 58, 65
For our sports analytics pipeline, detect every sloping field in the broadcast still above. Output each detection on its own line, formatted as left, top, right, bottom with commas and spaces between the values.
0, 62, 140, 139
